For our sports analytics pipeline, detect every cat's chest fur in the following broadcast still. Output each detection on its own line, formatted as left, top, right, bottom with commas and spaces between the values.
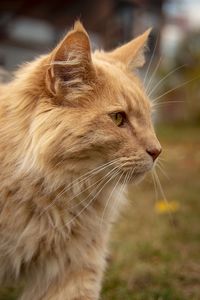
0, 174, 116, 282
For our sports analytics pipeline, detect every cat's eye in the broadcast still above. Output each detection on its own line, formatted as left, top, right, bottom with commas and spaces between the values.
110, 112, 127, 127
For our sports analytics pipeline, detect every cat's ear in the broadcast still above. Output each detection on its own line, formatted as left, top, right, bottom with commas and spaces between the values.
46, 21, 94, 97
110, 29, 151, 69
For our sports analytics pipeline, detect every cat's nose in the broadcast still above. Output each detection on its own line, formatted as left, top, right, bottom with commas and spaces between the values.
146, 146, 162, 161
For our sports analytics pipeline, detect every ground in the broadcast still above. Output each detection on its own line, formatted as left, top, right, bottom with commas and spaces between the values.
0, 124, 200, 300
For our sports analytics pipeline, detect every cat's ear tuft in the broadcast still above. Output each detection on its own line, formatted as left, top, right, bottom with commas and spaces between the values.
110, 28, 151, 69
46, 21, 94, 97
73, 20, 88, 34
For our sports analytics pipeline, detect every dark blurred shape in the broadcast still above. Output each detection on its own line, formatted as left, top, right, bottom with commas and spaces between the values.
0, 67, 12, 83
0, 0, 164, 70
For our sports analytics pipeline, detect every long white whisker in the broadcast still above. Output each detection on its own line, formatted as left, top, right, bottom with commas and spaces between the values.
110, 170, 129, 215
151, 75, 200, 103
63, 167, 123, 228
155, 162, 169, 180
102, 168, 133, 230
100, 171, 125, 229
118, 170, 130, 199
153, 168, 176, 224
145, 57, 162, 95
158, 158, 168, 162
40, 159, 119, 215
151, 171, 158, 201
68, 165, 122, 210
143, 34, 159, 86
148, 64, 186, 98
63, 159, 120, 192
153, 168, 167, 203
129, 167, 136, 183
151, 100, 184, 109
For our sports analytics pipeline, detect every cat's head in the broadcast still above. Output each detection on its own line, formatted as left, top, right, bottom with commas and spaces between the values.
27, 21, 161, 184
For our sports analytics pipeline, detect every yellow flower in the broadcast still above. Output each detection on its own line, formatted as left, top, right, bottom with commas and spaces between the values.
155, 200, 180, 214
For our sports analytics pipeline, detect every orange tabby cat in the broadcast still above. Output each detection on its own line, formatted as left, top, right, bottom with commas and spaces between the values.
0, 22, 161, 300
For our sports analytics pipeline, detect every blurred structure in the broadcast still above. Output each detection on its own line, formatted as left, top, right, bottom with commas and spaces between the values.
0, 0, 164, 70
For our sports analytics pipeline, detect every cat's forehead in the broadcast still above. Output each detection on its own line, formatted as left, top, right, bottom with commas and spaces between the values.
93, 53, 150, 113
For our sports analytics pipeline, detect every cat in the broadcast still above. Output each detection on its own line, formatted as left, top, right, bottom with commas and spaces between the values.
0, 21, 161, 300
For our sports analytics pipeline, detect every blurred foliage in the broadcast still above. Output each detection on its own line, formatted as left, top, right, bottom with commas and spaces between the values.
176, 31, 200, 123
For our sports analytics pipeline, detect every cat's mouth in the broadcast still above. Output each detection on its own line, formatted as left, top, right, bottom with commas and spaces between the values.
116, 161, 154, 185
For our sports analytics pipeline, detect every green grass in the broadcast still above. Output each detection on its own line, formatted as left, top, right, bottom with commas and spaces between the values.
0, 287, 20, 300
1, 124, 200, 300
101, 123, 200, 300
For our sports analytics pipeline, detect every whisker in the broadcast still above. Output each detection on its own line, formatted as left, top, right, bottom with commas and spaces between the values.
100, 167, 135, 229
68, 165, 122, 210
65, 158, 120, 189
109, 170, 129, 217
158, 157, 168, 162
156, 162, 169, 180
153, 168, 168, 202
151, 75, 200, 103
151, 100, 184, 109
108, 168, 133, 225
120, 169, 131, 198
153, 168, 176, 225
100, 171, 125, 229
129, 167, 136, 183
148, 64, 186, 98
157, 160, 167, 169
40, 159, 120, 215
67, 163, 121, 206
145, 57, 162, 95
62, 167, 123, 229
143, 33, 159, 86
151, 171, 158, 201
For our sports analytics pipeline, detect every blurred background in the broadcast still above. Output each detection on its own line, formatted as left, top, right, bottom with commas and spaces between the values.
0, 0, 200, 299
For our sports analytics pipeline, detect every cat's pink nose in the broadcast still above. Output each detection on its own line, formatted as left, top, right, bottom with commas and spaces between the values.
146, 147, 162, 161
